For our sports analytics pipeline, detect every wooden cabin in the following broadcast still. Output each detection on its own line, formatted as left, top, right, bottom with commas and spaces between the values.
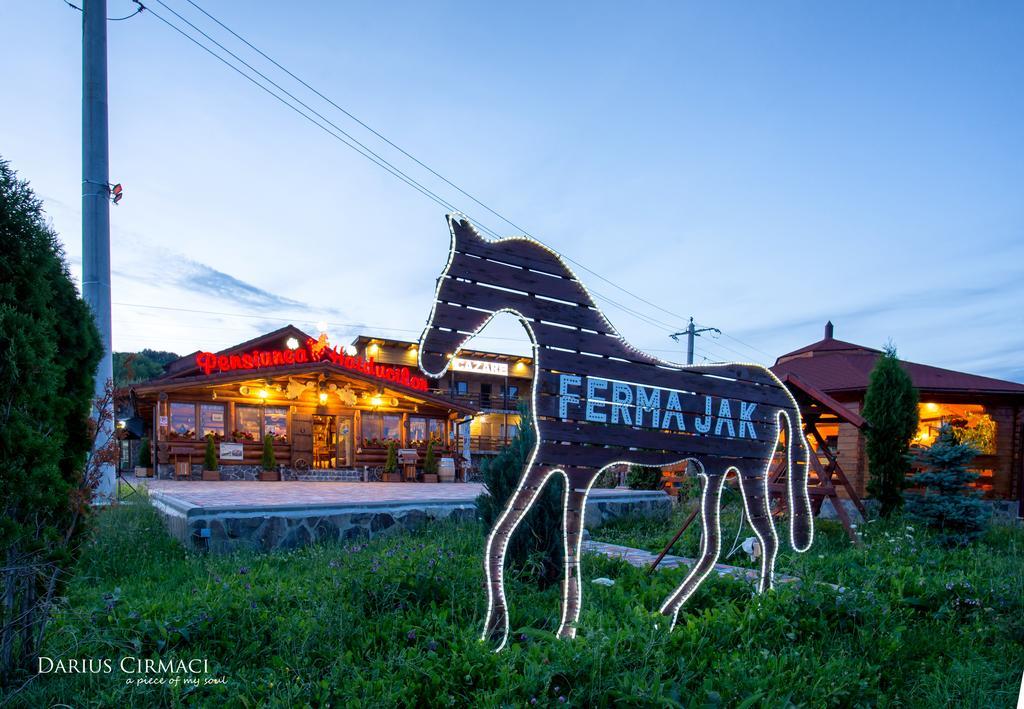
133, 326, 476, 480
771, 322, 1024, 515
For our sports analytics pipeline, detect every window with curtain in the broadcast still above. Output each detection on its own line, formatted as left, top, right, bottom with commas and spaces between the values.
382, 414, 402, 441
234, 406, 261, 441
409, 417, 427, 444
169, 402, 196, 439
199, 404, 225, 439
362, 414, 383, 444
428, 419, 445, 442
264, 407, 288, 441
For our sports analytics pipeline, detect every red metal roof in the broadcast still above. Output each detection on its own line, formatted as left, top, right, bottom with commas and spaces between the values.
772, 325, 1024, 396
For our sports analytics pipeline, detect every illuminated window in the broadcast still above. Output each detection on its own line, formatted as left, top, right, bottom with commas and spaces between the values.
199, 404, 225, 439
362, 414, 383, 442
169, 403, 196, 439
915, 403, 996, 454
409, 417, 427, 444
382, 414, 402, 441
264, 407, 288, 441
235, 406, 261, 441
428, 419, 446, 441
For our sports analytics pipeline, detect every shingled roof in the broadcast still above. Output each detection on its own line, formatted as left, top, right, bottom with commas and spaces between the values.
771, 321, 1024, 396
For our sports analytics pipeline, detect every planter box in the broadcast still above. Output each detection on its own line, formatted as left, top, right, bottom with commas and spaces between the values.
134, 466, 153, 478
258, 470, 280, 482
422, 474, 438, 483
201, 470, 220, 481
382, 472, 401, 483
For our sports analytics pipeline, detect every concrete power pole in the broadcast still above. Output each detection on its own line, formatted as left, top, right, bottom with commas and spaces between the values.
82, 0, 116, 502
670, 317, 721, 365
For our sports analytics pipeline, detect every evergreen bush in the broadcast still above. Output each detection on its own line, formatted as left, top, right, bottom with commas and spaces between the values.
137, 437, 152, 468
0, 157, 102, 683
261, 434, 277, 471
476, 404, 564, 587
384, 440, 398, 474
906, 424, 990, 546
423, 440, 438, 476
204, 434, 218, 471
626, 464, 662, 490
863, 344, 919, 517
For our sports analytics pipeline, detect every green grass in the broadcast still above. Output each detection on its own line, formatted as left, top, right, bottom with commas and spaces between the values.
4, 496, 1023, 707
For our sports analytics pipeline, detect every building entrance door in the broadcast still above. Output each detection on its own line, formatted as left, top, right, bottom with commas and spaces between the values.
312, 415, 337, 469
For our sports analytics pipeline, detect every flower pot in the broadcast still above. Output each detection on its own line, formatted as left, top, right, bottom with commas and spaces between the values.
422, 473, 438, 483
258, 470, 280, 481
134, 466, 152, 478
382, 471, 400, 483
201, 469, 220, 481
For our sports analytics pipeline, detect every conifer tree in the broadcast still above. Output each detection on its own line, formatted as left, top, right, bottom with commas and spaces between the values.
906, 424, 989, 546
204, 434, 218, 471
423, 439, 438, 476
476, 404, 564, 587
261, 434, 277, 471
384, 440, 397, 474
137, 437, 152, 468
863, 344, 919, 517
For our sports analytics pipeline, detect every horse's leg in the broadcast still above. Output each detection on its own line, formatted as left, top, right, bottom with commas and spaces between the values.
557, 468, 598, 640
482, 463, 558, 649
737, 468, 779, 593
659, 470, 727, 630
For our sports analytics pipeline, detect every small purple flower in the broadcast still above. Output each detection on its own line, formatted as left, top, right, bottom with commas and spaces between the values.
428, 559, 436, 567
238, 566, 249, 575
250, 600, 257, 609
519, 633, 528, 642
427, 640, 438, 651
558, 696, 566, 703
214, 576, 222, 584
407, 630, 416, 641
531, 699, 537, 705
329, 559, 341, 569
244, 583, 251, 591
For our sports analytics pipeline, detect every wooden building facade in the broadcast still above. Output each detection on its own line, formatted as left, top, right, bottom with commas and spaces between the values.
133, 326, 476, 479
771, 322, 1024, 514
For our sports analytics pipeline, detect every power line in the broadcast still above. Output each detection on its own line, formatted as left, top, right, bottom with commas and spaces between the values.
140, 2, 686, 339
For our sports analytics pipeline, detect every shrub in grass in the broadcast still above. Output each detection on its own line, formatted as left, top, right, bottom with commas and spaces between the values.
476, 403, 564, 587
261, 434, 276, 471
863, 344, 919, 517
626, 464, 662, 490
906, 424, 990, 546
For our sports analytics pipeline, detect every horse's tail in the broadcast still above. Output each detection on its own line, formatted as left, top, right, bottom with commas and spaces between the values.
781, 407, 814, 552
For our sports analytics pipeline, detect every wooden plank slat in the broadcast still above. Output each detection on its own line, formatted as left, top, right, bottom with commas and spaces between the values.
533, 386, 783, 428
451, 220, 568, 275
529, 321, 659, 365
448, 251, 592, 304
539, 419, 771, 461
439, 281, 610, 333
535, 442, 739, 470
534, 353, 788, 407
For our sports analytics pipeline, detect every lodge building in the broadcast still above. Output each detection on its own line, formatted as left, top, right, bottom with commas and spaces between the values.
131, 326, 532, 480
771, 322, 1024, 514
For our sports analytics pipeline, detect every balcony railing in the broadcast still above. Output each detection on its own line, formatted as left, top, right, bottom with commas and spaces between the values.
430, 390, 522, 412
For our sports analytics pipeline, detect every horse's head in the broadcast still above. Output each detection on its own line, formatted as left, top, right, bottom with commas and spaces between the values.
417, 215, 496, 377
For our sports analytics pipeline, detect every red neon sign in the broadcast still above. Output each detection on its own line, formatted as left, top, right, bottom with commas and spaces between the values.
194, 337, 429, 391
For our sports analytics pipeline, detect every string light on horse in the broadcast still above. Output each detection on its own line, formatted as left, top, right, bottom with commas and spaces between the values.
418, 215, 814, 651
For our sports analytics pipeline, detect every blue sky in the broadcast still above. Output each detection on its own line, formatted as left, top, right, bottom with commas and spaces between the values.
3, 1, 1022, 380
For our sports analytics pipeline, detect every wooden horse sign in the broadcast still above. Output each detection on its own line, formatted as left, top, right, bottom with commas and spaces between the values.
418, 215, 814, 651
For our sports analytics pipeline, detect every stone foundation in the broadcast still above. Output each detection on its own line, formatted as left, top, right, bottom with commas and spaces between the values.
156, 464, 364, 482
149, 487, 673, 554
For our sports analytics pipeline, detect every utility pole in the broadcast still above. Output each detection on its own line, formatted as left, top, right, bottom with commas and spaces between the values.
670, 317, 721, 365
83, 0, 116, 502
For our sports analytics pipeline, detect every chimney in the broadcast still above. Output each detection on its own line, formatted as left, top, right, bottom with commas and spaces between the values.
824, 321, 834, 340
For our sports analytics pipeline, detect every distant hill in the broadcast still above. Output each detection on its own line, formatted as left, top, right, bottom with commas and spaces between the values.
114, 350, 180, 387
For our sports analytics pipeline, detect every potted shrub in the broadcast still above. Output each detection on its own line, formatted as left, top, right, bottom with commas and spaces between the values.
422, 439, 439, 483
259, 433, 280, 481
201, 434, 220, 481
383, 440, 399, 482
134, 437, 153, 478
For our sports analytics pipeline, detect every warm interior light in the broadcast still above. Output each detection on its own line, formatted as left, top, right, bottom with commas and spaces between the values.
318, 391, 328, 405
370, 395, 383, 407
286, 337, 299, 350
514, 361, 527, 371
369, 343, 380, 355
924, 402, 939, 412
258, 388, 269, 399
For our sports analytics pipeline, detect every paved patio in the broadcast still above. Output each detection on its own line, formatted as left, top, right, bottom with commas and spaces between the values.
139, 478, 655, 510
